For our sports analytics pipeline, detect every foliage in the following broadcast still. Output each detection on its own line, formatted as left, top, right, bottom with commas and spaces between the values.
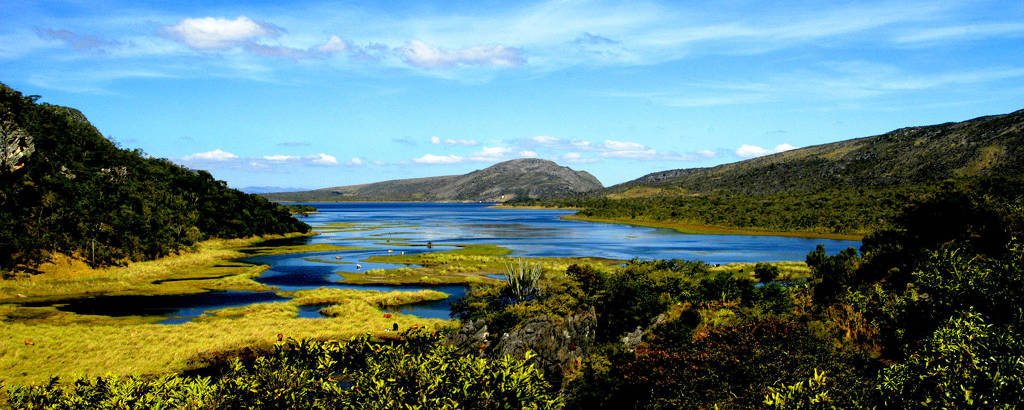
763, 369, 835, 409
754, 262, 780, 284
0, 84, 309, 273
504, 258, 544, 302
568, 319, 866, 409
858, 177, 1024, 286
520, 183, 939, 236
278, 204, 317, 215
806, 245, 861, 305
877, 312, 1024, 409
4, 334, 560, 409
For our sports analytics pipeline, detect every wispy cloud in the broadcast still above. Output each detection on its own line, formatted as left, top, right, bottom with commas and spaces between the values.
35, 28, 121, 52
430, 136, 478, 146
897, 22, 1024, 43
398, 40, 523, 68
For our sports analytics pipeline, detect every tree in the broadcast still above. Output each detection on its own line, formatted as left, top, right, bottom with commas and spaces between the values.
754, 262, 780, 284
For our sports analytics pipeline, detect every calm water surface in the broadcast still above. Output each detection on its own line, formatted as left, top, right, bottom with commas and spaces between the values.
51, 203, 860, 322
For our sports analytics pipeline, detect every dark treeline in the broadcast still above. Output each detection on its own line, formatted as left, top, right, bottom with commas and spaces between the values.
512, 181, 1002, 235
0, 84, 309, 273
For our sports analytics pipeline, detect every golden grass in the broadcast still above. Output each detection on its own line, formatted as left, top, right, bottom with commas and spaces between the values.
344, 245, 623, 285
0, 235, 368, 304
560, 214, 864, 241
709, 261, 812, 280
0, 292, 452, 386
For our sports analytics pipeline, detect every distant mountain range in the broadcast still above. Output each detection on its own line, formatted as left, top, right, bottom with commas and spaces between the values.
262, 158, 603, 202
603, 109, 1024, 197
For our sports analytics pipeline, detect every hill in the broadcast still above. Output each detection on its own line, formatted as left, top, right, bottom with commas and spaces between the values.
0, 83, 309, 272
521, 109, 1024, 237
608, 109, 1024, 196
263, 158, 603, 202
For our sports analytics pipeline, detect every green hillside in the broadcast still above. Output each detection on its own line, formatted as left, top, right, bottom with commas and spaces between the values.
0, 84, 309, 273
519, 109, 1024, 237
610, 109, 1024, 196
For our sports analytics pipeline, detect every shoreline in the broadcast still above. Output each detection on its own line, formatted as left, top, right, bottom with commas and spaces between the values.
559, 214, 864, 241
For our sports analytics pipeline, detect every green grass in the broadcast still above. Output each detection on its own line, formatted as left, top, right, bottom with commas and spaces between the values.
340, 244, 624, 285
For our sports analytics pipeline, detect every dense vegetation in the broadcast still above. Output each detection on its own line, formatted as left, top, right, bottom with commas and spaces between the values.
5, 178, 1022, 408
466, 177, 1024, 408
519, 183, 944, 235
5, 333, 559, 409
0, 84, 309, 273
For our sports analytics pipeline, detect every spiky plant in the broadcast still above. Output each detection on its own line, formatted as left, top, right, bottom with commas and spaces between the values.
503, 258, 543, 302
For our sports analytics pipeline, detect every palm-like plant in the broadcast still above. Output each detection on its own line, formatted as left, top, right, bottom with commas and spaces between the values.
503, 258, 543, 302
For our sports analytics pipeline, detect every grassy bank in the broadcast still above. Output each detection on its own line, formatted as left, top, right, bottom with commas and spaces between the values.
1, 287, 452, 386
0, 234, 365, 304
0, 234, 458, 386
560, 214, 864, 241
333, 244, 625, 285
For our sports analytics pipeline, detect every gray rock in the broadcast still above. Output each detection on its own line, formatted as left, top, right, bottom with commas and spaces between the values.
445, 319, 490, 357
494, 307, 597, 384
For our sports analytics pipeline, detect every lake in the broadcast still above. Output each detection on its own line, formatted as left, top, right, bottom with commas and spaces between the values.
51, 203, 861, 322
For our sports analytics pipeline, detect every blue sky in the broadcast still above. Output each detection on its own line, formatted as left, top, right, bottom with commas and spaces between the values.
2, 0, 1023, 189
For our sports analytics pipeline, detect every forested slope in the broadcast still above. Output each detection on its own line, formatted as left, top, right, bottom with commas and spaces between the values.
521, 109, 1024, 236
610, 109, 1024, 196
0, 83, 309, 272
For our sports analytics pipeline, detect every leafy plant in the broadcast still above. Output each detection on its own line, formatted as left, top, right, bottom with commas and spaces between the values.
504, 258, 544, 302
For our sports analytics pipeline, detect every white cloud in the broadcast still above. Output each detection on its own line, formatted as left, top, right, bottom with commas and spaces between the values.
318, 35, 349, 53
774, 144, 795, 152
347, 157, 363, 165
430, 136, 441, 144
562, 152, 598, 164
414, 153, 464, 164
309, 153, 338, 165
519, 150, 538, 157
263, 155, 298, 161
697, 149, 717, 158
163, 16, 279, 50
468, 146, 514, 162
183, 149, 237, 161
600, 149, 658, 159
735, 143, 795, 158
532, 135, 558, 144
399, 40, 524, 68
603, 140, 646, 151
600, 139, 659, 158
